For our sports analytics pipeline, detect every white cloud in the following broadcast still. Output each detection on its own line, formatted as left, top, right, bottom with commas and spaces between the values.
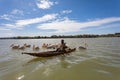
0, 27, 11, 31
3, 14, 58, 29
37, 17, 120, 33
38, 18, 79, 33
0, 31, 15, 37
0, 14, 11, 20
61, 10, 72, 14
97, 23, 120, 29
0, 9, 23, 21
3, 24, 19, 29
16, 14, 58, 26
11, 9, 23, 15
36, 0, 57, 9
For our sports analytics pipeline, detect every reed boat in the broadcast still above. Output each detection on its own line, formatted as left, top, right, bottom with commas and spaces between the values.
22, 48, 76, 57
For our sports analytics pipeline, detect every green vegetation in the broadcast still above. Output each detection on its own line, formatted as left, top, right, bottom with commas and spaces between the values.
0, 33, 120, 39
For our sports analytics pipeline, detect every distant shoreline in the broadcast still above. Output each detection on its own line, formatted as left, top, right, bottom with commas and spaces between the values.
0, 33, 120, 39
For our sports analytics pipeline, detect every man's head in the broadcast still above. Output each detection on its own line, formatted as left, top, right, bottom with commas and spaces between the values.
61, 39, 64, 44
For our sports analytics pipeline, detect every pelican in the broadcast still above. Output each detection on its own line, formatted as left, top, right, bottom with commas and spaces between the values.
79, 46, 86, 49
10, 44, 19, 49
19, 46, 25, 50
42, 43, 48, 48
33, 45, 40, 50
79, 43, 88, 49
24, 43, 31, 48
26, 45, 31, 47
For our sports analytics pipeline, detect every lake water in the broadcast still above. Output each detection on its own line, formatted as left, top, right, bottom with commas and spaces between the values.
0, 38, 120, 80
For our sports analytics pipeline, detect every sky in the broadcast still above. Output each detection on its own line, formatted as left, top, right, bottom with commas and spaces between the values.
0, 0, 120, 37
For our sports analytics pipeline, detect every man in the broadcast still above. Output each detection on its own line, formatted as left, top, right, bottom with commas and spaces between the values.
56, 39, 68, 52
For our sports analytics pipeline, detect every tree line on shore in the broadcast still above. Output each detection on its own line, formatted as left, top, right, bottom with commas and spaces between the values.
0, 33, 120, 39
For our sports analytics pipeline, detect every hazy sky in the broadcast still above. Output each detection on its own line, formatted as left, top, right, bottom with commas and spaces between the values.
0, 0, 120, 37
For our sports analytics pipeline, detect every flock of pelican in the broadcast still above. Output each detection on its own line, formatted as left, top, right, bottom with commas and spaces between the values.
10, 43, 31, 50
10, 43, 59, 51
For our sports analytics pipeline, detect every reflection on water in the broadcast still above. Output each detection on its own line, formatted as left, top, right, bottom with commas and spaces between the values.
0, 38, 120, 80
27, 57, 53, 64
59, 56, 71, 69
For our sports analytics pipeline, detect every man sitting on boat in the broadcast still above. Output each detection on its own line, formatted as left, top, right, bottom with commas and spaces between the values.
56, 39, 71, 52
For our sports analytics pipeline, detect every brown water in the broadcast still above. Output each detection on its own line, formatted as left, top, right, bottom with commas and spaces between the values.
0, 38, 120, 80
